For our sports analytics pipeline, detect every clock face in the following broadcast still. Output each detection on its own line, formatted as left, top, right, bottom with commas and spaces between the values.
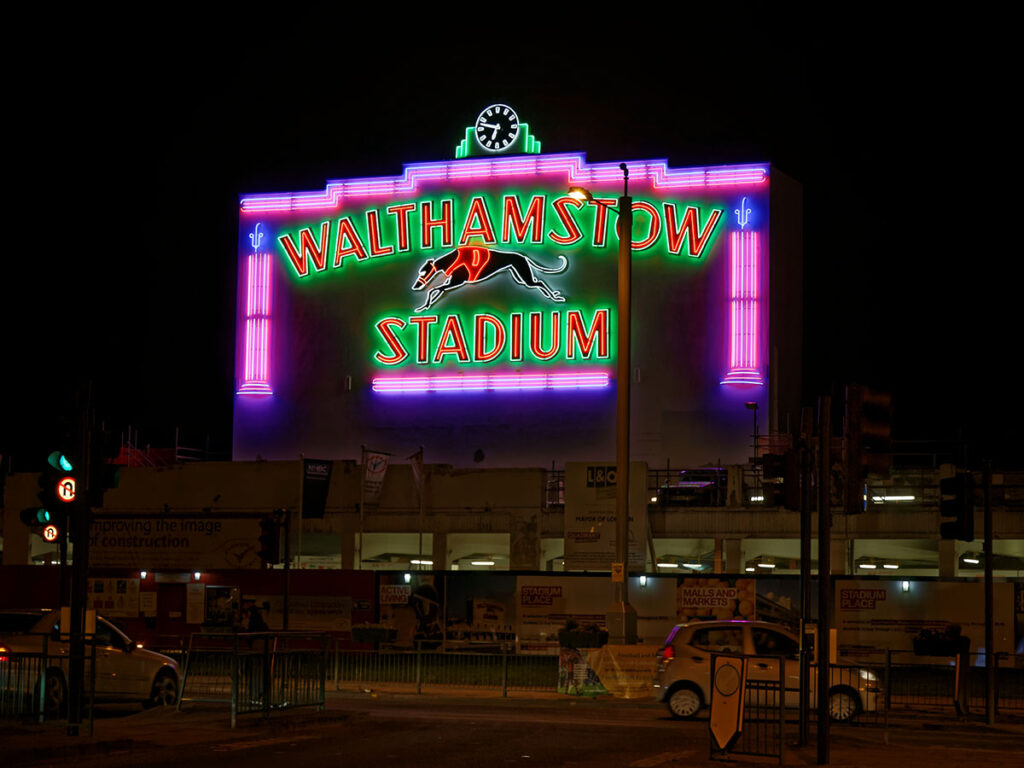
475, 104, 520, 152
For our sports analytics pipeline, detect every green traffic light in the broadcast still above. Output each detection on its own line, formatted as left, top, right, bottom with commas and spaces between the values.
36, 508, 51, 524
48, 450, 73, 472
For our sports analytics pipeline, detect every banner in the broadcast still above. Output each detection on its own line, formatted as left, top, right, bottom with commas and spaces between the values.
89, 517, 263, 569
362, 447, 391, 503
302, 458, 333, 519
563, 462, 647, 570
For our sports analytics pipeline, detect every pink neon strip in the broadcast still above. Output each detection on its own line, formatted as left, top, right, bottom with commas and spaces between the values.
722, 231, 763, 386
241, 154, 768, 213
372, 370, 610, 393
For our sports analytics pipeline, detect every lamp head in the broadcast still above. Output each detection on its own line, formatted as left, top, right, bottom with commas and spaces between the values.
567, 186, 593, 203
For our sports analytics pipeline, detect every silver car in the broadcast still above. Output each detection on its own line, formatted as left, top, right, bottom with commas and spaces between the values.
0, 609, 179, 717
652, 620, 880, 722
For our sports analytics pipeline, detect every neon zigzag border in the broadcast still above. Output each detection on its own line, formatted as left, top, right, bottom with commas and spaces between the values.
240, 154, 768, 214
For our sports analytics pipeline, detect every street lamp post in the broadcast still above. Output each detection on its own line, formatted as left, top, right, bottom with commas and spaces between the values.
570, 163, 638, 644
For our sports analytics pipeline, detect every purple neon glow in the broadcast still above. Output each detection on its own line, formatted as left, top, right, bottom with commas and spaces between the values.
238, 251, 273, 394
372, 370, 610, 393
240, 154, 768, 213
722, 230, 764, 386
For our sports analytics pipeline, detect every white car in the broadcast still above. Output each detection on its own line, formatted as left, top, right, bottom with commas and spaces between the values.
0, 609, 179, 717
652, 620, 880, 722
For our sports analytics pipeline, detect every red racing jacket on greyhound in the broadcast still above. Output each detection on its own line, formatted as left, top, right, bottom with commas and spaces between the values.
444, 247, 493, 282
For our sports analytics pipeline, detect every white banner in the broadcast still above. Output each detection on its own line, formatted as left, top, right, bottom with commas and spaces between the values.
563, 462, 647, 570
362, 448, 391, 503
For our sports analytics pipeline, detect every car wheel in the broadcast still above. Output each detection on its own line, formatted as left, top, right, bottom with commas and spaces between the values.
828, 687, 860, 722
667, 684, 703, 719
144, 670, 178, 708
37, 669, 67, 719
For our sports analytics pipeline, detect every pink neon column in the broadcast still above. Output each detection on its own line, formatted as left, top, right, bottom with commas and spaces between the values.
722, 231, 763, 385
238, 251, 273, 394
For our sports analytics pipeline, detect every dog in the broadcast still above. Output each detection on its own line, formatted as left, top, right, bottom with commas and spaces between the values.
411, 246, 568, 311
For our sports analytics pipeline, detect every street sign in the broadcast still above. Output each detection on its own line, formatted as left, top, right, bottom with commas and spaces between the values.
611, 562, 625, 582
43, 524, 60, 542
57, 476, 76, 502
709, 655, 747, 750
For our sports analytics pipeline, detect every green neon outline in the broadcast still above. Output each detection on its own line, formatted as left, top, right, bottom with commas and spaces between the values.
368, 304, 616, 369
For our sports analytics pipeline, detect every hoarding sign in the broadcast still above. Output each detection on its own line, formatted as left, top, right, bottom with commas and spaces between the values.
88, 517, 263, 569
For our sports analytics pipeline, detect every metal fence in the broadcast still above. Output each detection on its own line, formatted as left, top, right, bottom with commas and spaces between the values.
883, 651, 1024, 717
332, 646, 558, 695
0, 635, 97, 728
178, 632, 327, 727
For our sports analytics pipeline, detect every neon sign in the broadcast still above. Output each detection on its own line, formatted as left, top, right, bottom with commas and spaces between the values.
238, 150, 768, 397
275, 194, 725, 279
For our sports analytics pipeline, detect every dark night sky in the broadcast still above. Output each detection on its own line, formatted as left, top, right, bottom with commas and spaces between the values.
3, 9, 1015, 470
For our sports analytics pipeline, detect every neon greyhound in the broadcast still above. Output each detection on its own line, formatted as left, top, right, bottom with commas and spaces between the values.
412, 246, 568, 312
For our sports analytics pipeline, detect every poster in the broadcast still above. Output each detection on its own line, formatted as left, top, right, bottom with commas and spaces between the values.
585, 644, 659, 698
835, 580, 1014, 659
185, 583, 205, 625
563, 462, 648, 571
87, 578, 139, 617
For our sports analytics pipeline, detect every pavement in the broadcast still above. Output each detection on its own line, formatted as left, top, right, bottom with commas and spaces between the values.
2, 687, 1022, 767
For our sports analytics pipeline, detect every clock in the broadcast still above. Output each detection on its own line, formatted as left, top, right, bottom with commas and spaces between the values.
474, 104, 520, 152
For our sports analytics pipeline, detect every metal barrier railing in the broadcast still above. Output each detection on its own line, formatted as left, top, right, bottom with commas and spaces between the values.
332, 645, 557, 695
178, 632, 327, 727
0, 634, 97, 730
882, 651, 1024, 717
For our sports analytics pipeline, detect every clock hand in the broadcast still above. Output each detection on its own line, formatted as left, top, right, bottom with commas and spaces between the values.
491, 126, 498, 140
479, 121, 500, 130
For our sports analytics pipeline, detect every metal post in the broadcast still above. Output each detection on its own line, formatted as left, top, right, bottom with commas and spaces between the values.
263, 635, 271, 718
816, 396, 831, 766
611, 165, 637, 644
415, 641, 422, 695
231, 634, 238, 729
884, 650, 891, 742
984, 461, 994, 725
502, 646, 510, 698
283, 509, 290, 631
798, 406, 813, 746
67, 384, 92, 736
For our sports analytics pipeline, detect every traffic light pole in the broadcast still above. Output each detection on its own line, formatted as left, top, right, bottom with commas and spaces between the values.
816, 395, 831, 766
984, 462, 994, 725
67, 385, 93, 735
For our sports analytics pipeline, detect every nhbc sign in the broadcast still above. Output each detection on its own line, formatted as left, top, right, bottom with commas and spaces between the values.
234, 107, 770, 466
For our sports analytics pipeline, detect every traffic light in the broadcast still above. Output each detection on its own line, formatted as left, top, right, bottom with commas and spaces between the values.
940, 472, 975, 541
21, 505, 61, 543
844, 384, 893, 514
30, 449, 78, 543
258, 514, 281, 564
88, 426, 122, 507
